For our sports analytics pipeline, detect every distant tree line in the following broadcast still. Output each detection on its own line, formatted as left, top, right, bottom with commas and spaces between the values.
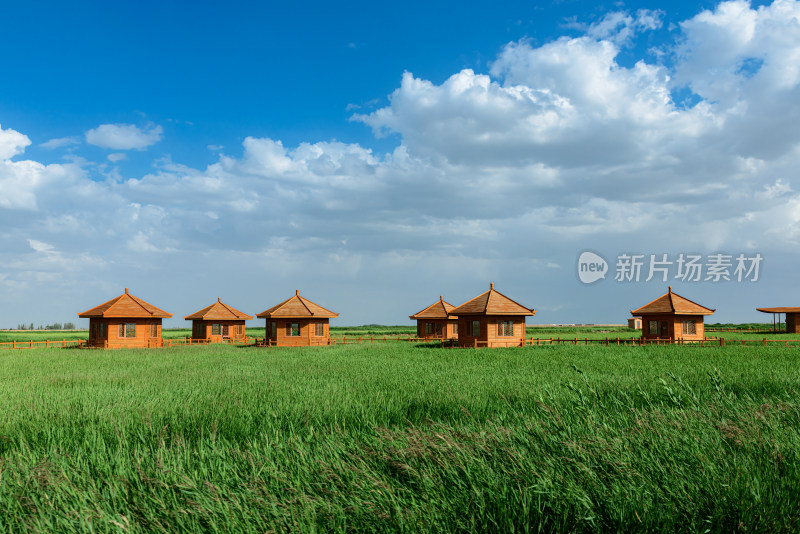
14, 322, 76, 330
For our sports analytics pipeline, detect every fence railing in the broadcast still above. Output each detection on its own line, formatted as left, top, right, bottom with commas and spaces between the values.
706, 327, 785, 333
0, 339, 87, 350
5, 335, 800, 350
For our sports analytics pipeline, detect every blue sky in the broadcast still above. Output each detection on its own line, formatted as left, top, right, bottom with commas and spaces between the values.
1, 0, 798, 327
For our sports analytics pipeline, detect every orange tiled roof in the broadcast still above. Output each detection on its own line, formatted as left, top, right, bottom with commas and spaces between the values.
631, 287, 714, 316
256, 290, 338, 319
77, 288, 173, 318
409, 296, 457, 320
184, 298, 253, 320
449, 283, 535, 316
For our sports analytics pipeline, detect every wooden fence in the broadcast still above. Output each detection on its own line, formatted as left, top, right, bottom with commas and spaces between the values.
0, 339, 87, 350
4, 335, 800, 350
706, 326, 784, 333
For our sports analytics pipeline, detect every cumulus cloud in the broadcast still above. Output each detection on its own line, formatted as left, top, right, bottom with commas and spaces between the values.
85, 123, 163, 150
0, 124, 31, 160
2, 0, 800, 325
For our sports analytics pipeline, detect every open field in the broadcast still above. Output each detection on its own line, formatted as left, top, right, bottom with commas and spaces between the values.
1, 341, 799, 531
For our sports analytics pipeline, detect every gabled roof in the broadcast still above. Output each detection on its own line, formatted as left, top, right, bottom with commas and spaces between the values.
256, 290, 338, 319
409, 296, 457, 320
757, 307, 800, 314
631, 286, 714, 316
449, 283, 535, 316
77, 288, 173, 318
184, 298, 253, 320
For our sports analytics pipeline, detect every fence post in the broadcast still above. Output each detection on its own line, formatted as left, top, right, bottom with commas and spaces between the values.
30, 340, 33, 348
720, 338, 725, 347
763, 337, 767, 347
474, 338, 477, 349
46, 340, 50, 349
12, 340, 15, 349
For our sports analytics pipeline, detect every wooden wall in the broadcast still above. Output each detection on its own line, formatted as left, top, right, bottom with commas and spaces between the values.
264, 318, 330, 346
456, 315, 526, 348
640, 315, 705, 341
191, 320, 247, 342
416, 319, 458, 339
87, 318, 163, 349
787, 313, 799, 334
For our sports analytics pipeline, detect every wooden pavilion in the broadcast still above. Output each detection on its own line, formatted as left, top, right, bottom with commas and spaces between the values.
756, 307, 800, 333
78, 288, 173, 348
184, 298, 252, 342
256, 290, 338, 346
409, 296, 458, 339
449, 283, 535, 348
630, 286, 714, 341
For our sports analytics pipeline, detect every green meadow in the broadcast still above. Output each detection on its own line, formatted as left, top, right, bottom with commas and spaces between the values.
1, 339, 799, 532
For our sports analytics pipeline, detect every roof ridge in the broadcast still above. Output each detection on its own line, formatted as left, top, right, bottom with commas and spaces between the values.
295, 292, 314, 316
125, 292, 156, 316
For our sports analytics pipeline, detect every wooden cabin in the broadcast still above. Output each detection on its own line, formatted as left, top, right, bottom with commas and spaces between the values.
756, 307, 800, 333
78, 288, 173, 348
628, 317, 642, 329
256, 290, 338, 346
409, 296, 458, 339
449, 283, 535, 348
630, 286, 714, 342
184, 298, 252, 342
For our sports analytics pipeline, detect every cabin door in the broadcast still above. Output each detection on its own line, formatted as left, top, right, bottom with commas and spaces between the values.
660, 321, 669, 339
222, 324, 230, 339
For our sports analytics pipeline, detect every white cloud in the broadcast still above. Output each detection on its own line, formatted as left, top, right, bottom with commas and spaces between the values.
107, 153, 127, 162
85, 123, 163, 150
27, 239, 56, 254
2, 0, 800, 325
40, 136, 80, 150
0, 124, 31, 160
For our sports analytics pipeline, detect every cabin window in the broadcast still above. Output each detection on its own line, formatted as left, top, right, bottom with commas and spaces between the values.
150, 323, 158, 337
648, 321, 658, 336
435, 323, 443, 336
286, 323, 300, 336
99, 322, 107, 338
222, 324, 229, 337
91, 323, 97, 339
471, 320, 481, 336
270, 322, 277, 338
119, 323, 136, 338
211, 324, 221, 336
682, 320, 696, 335
315, 322, 325, 336
498, 321, 514, 336
452, 323, 458, 335
425, 322, 434, 335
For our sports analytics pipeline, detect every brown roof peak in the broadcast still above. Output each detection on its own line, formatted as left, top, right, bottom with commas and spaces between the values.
256, 291, 338, 319
78, 289, 172, 319
449, 284, 535, 316
184, 299, 253, 320
631, 287, 714, 316
409, 297, 458, 320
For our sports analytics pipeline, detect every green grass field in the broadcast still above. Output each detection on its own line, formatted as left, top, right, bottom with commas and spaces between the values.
1, 340, 799, 532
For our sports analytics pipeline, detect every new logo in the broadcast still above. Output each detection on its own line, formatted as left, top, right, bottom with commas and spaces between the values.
577, 251, 608, 284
